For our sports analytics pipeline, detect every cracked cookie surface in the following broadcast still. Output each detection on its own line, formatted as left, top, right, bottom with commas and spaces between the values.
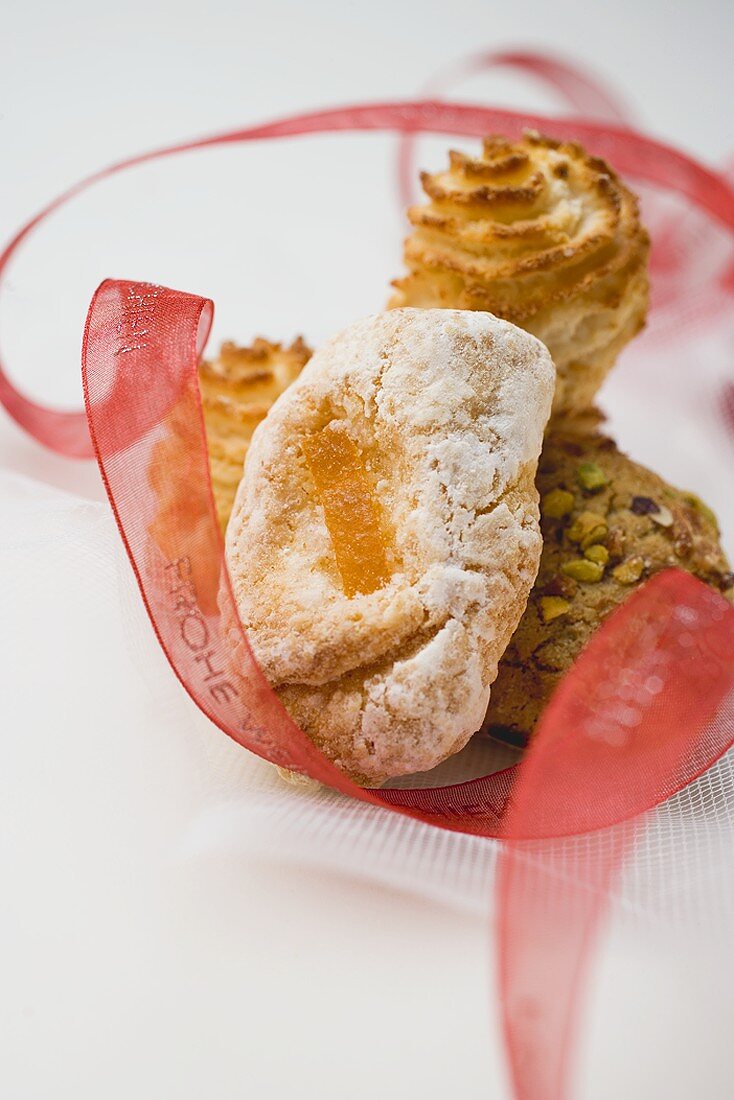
484, 414, 734, 747
225, 309, 555, 783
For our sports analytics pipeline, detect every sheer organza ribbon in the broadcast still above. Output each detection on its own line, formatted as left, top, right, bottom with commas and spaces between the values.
3, 93, 734, 1100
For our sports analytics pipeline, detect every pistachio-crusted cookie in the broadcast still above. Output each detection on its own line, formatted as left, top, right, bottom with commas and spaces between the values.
484, 417, 734, 746
389, 132, 650, 418
199, 337, 312, 530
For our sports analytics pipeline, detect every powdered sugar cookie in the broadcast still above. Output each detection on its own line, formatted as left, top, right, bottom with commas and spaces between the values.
226, 309, 554, 783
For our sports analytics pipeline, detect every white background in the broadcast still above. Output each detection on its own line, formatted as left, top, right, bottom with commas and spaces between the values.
2, 1, 734, 1097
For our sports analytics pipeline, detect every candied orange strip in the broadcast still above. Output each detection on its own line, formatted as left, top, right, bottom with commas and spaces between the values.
302, 424, 392, 597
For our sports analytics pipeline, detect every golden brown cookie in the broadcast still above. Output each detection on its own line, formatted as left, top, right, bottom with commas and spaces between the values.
389, 132, 650, 417
148, 336, 309, 615
199, 337, 311, 530
484, 417, 734, 746
225, 309, 555, 784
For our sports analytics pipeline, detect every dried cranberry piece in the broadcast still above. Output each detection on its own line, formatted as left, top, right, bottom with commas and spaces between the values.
631, 495, 660, 516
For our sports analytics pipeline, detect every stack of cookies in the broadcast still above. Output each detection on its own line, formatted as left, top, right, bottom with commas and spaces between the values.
192, 131, 732, 781
390, 131, 733, 747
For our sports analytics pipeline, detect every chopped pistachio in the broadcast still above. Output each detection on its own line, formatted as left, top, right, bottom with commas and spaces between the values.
612, 556, 645, 585
568, 510, 608, 549
561, 559, 605, 583
584, 544, 610, 565
539, 596, 572, 623
650, 505, 674, 528
541, 488, 575, 519
582, 527, 608, 551
576, 462, 608, 492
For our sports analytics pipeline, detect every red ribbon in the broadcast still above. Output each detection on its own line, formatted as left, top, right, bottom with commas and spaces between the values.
3, 100, 734, 458
80, 275, 734, 829
396, 51, 630, 208
3, 91, 734, 1100
497, 570, 734, 1099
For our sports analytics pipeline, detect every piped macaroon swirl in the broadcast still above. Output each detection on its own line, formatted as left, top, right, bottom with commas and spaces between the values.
390, 132, 650, 417
199, 337, 311, 530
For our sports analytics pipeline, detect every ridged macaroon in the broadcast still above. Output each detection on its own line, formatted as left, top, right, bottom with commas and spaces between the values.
484, 414, 734, 747
390, 132, 650, 417
199, 337, 311, 531
147, 336, 310, 616
225, 309, 555, 784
